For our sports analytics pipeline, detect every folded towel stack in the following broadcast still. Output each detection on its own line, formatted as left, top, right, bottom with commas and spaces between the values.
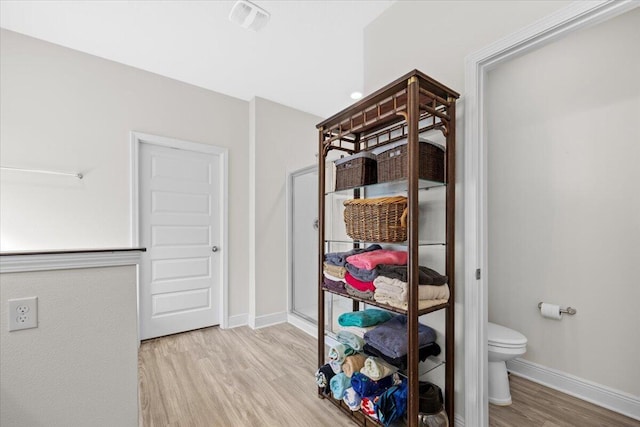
377, 264, 448, 285
346, 249, 408, 270
345, 263, 378, 282
373, 275, 450, 310
323, 262, 347, 279
338, 309, 394, 328
325, 244, 382, 267
364, 315, 437, 359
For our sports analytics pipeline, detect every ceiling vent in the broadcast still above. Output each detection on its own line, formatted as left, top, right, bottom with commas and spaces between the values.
229, 0, 270, 32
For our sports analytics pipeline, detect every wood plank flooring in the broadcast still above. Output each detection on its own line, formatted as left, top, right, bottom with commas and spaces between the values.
489, 374, 640, 427
138, 323, 354, 427
139, 323, 639, 427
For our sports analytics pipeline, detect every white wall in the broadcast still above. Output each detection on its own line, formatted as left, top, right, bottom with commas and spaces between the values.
0, 29, 250, 318
0, 266, 138, 427
487, 8, 640, 396
363, 1, 571, 420
249, 97, 321, 324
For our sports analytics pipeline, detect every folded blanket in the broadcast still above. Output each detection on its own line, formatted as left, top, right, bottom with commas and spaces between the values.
374, 296, 449, 311
350, 372, 394, 397
328, 343, 356, 363
376, 378, 408, 427
374, 277, 450, 301
315, 364, 336, 394
338, 309, 394, 328
336, 330, 365, 352
344, 272, 376, 292
361, 394, 381, 420
363, 342, 441, 370
342, 354, 367, 378
323, 277, 346, 294
325, 244, 382, 267
330, 373, 351, 400
323, 271, 345, 283
377, 264, 447, 285
364, 315, 437, 359
345, 283, 375, 301
346, 250, 408, 270
343, 387, 362, 411
323, 262, 347, 279
360, 356, 398, 381
339, 325, 376, 339
345, 263, 378, 282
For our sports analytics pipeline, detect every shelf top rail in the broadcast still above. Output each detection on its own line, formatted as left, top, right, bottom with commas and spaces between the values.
316, 69, 459, 132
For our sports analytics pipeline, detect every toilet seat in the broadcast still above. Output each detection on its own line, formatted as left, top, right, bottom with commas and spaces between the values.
488, 322, 527, 348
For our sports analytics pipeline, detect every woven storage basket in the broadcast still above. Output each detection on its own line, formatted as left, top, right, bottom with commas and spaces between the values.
343, 196, 408, 242
377, 139, 445, 183
334, 152, 377, 191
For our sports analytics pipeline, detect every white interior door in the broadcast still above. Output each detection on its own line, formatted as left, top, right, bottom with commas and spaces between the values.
139, 142, 221, 340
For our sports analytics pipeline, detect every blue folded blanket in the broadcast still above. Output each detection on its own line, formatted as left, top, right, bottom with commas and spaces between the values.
375, 378, 408, 427
350, 372, 394, 397
325, 244, 382, 267
338, 309, 394, 328
345, 263, 379, 282
364, 315, 437, 359
330, 373, 351, 400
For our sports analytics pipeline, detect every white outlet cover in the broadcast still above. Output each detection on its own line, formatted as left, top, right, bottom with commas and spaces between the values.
8, 296, 38, 331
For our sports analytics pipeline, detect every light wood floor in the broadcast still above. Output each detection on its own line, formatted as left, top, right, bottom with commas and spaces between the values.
138, 323, 354, 427
489, 374, 640, 427
139, 323, 639, 427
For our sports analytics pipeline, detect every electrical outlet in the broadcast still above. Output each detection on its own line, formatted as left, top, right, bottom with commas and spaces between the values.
8, 297, 38, 331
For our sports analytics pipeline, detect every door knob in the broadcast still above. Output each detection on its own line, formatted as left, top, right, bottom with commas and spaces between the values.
212, 246, 219, 252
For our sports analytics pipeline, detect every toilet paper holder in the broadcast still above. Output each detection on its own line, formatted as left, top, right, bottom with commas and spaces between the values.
538, 302, 577, 315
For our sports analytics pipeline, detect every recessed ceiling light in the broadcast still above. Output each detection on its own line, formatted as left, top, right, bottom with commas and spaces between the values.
350, 91, 363, 100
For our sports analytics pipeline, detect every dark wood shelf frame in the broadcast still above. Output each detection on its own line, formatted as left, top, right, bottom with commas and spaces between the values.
316, 70, 459, 427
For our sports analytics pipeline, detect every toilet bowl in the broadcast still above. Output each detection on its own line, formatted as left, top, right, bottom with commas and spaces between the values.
488, 322, 527, 406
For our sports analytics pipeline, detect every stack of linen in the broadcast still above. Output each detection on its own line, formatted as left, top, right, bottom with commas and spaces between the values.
323, 245, 382, 294
343, 248, 408, 300
373, 265, 449, 310
315, 310, 441, 425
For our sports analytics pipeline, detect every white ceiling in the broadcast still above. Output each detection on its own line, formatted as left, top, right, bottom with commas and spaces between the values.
0, 0, 394, 118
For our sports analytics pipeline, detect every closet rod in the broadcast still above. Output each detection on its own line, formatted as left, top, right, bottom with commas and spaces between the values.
0, 166, 83, 179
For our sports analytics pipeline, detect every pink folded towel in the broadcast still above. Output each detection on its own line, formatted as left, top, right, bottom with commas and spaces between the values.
344, 272, 376, 292
346, 250, 408, 270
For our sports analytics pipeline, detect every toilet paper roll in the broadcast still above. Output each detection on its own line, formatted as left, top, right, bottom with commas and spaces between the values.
540, 303, 562, 320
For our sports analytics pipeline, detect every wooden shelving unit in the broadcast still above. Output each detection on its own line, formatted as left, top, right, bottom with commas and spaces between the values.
316, 70, 459, 426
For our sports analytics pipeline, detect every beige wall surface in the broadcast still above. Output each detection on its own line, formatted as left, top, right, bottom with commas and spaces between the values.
363, 0, 571, 419
0, 29, 250, 317
0, 266, 139, 427
250, 97, 320, 320
487, 9, 640, 396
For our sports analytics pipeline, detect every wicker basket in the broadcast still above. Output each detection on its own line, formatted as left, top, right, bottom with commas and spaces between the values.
377, 139, 445, 183
334, 152, 377, 191
343, 196, 408, 242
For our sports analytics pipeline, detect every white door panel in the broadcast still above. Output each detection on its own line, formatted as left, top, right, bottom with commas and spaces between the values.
140, 142, 221, 339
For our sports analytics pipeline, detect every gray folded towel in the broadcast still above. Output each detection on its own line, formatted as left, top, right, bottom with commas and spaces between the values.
325, 244, 382, 267
377, 264, 447, 285
346, 263, 379, 282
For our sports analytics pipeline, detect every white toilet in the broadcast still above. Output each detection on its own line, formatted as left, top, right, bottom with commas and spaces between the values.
488, 322, 527, 405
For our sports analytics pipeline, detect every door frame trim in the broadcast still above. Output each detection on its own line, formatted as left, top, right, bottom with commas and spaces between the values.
130, 131, 230, 330
462, 1, 638, 425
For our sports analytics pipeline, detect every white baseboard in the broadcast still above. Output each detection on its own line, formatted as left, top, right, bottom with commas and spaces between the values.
287, 313, 317, 338
249, 311, 287, 329
507, 358, 640, 421
226, 313, 248, 329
